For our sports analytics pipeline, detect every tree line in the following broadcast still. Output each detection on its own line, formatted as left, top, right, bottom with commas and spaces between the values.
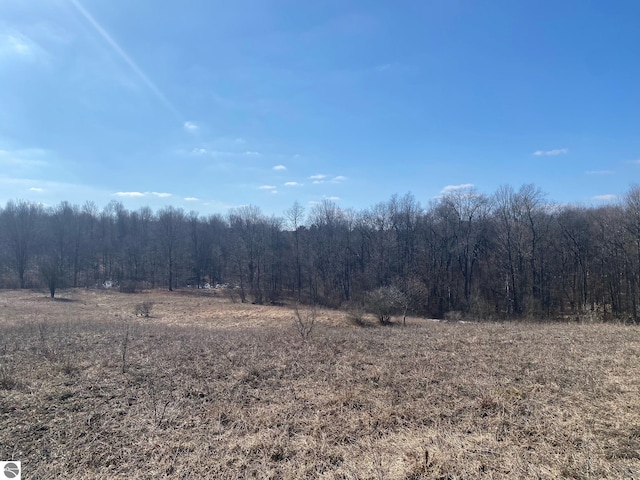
1, 183, 640, 321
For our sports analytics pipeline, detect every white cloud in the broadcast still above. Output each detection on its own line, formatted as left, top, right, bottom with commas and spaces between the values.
204, 150, 262, 158
325, 196, 340, 201
332, 175, 347, 183
311, 174, 327, 184
257, 185, 278, 194
585, 170, 614, 175
0, 33, 44, 61
284, 182, 303, 187
184, 121, 198, 132
192, 148, 207, 155
113, 191, 172, 198
440, 183, 474, 194
273, 165, 287, 171
29, 187, 44, 192
184, 197, 199, 201
8, 35, 31, 56
533, 148, 568, 156
593, 194, 617, 201
114, 191, 145, 197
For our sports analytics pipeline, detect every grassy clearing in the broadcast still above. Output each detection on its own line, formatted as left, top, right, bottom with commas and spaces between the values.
0, 288, 639, 479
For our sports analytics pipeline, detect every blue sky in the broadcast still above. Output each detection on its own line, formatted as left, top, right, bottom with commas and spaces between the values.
1, 0, 639, 215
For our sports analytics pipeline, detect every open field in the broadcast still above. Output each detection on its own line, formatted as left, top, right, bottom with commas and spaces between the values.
1, 289, 639, 479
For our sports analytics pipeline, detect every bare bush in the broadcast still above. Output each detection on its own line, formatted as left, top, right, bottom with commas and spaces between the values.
365, 286, 407, 325
293, 302, 317, 341
146, 372, 175, 429
444, 310, 464, 322
0, 360, 19, 390
121, 321, 130, 374
39, 256, 60, 298
119, 281, 141, 294
345, 303, 368, 326
134, 301, 154, 318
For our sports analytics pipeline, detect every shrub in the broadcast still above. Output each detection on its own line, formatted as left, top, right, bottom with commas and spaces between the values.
444, 310, 464, 322
345, 303, 368, 327
365, 286, 407, 325
134, 301, 154, 318
293, 302, 317, 341
120, 281, 140, 294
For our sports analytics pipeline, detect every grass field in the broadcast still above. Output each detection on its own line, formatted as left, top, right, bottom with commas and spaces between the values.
1, 288, 639, 479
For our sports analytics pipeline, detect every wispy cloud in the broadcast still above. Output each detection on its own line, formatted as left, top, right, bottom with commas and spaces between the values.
325, 196, 340, 201
593, 194, 617, 201
332, 175, 347, 183
0, 148, 49, 168
114, 191, 145, 197
194, 149, 262, 158
273, 165, 287, 171
586, 170, 614, 175
69, 0, 182, 122
0, 32, 44, 60
310, 174, 327, 184
259, 185, 277, 191
284, 181, 303, 187
440, 183, 474, 194
184, 121, 198, 132
184, 197, 199, 201
29, 187, 44, 192
533, 148, 568, 156
113, 191, 172, 198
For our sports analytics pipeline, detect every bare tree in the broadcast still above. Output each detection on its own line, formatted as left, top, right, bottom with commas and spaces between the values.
1, 200, 42, 288
623, 185, 640, 322
229, 206, 268, 303
157, 206, 186, 291
436, 187, 490, 313
285, 201, 306, 299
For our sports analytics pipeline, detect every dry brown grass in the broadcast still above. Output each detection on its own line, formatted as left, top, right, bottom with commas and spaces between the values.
1, 288, 639, 479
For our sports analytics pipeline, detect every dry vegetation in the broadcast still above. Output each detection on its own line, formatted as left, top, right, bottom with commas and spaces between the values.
0, 288, 639, 479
